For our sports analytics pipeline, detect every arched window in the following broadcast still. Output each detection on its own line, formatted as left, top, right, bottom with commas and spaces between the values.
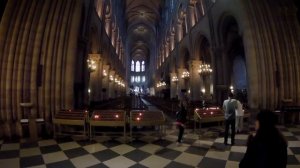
131, 60, 135, 72
131, 76, 135, 83
136, 61, 140, 72
141, 61, 145, 72
137, 76, 140, 82
142, 76, 146, 82
135, 76, 140, 83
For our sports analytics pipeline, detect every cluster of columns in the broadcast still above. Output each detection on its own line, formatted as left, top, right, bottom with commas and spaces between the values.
101, 2, 126, 67
156, 0, 205, 69
167, 60, 213, 101
88, 54, 126, 103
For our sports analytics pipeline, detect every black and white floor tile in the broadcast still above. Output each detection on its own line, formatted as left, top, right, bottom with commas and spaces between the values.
1, 125, 300, 168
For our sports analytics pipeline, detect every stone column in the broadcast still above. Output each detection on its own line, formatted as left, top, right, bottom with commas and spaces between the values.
176, 21, 183, 42
188, 1, 196, 27
108, 70, 115, 99
165, 41, 170, 58
101, 65, 110, 100
170, 72, 178, 99
189, 60, 202, 101
170, 28, 175, 50
177, 68, 186, 96
114, 75, 119, 98
105, 17, 111, 37
88, 54, 101, 102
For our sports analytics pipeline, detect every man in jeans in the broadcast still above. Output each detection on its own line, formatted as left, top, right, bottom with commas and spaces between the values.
223, 92, 238, 145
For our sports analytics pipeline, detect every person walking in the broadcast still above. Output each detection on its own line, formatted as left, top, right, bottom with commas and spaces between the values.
223, 92, 237, 145
235, 100, 244, 133
239, 110, 287, 168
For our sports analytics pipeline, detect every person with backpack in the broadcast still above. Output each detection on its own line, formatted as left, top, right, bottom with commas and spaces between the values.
223, 92, 238, 145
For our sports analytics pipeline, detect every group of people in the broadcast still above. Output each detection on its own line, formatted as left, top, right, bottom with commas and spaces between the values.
176, 91, 288, 168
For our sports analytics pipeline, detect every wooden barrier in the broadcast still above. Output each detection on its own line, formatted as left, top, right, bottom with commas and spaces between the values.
129, 110, 166, 140
53, 109, 88, 138
89, 110, 126, 140
194, 107, 250, 130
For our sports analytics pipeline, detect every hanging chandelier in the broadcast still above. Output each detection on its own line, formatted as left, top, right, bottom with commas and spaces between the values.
181, 71, 190, 79
198, 64, 212, 75
171, 76, 179, 82
87, 58, 97, 72
156, 81, 166, 88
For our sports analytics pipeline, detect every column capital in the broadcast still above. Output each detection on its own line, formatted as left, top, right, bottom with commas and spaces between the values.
189, 60, 202, 69
189, 0, 197, 5
170, 72, 177, 77
88, 53, 101, 62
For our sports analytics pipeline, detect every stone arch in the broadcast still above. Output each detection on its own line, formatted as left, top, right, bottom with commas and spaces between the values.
195, 35, 214, 98
217, 15, 248, 104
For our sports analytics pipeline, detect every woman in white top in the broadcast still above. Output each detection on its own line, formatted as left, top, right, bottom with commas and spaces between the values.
235, 100, 244, 133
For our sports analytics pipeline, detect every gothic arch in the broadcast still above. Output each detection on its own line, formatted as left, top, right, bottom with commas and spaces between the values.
217, 15, 248, 104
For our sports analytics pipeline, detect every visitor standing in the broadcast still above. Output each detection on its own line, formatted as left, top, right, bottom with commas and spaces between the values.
223, 92, 237, 145
235, 100, 244, 133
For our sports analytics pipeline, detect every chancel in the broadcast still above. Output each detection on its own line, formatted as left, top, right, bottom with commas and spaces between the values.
0, 0, 300, 167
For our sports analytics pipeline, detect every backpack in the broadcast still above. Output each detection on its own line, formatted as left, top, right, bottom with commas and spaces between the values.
226, 100, 236, 120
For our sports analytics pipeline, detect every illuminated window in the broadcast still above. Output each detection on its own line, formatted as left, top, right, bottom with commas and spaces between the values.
142, 76, 145, 82
131, 60, 135, 72
141, 61, 145, 72
136, 76, 140, 83
135, 61, 140, 72
131, 76, 135, 83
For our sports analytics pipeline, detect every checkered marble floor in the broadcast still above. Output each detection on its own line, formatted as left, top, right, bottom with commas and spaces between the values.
1, 125, 300, 168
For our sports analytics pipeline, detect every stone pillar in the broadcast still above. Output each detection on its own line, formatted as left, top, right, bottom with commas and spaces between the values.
177, 68, 186, 96
108, 70, 115, 99
188, 1, 196, 27
102, 65, 110, 100
114, 75, 119, 98
116, 40, 120, 55
105, 17, 111, 37
88, 54, 101, 102
170, 28, 175, 50
176, 21, 183, 42
170, 72, 178, 99
189, 60, 202, 101
165, 41, 170, 58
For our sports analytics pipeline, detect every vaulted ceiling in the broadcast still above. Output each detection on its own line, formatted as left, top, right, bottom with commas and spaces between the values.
126, 0, 162, 61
